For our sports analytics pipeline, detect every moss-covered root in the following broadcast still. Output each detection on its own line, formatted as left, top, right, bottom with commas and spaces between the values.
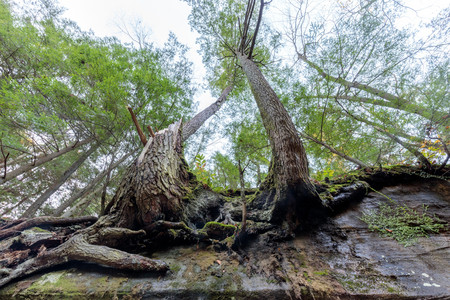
199, 221, 236, 240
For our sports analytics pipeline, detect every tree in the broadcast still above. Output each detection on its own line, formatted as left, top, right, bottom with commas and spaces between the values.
186, 0, 325, 228
1, 0, 447, 290
0, 0, 196, 217
285, 0, 449, 171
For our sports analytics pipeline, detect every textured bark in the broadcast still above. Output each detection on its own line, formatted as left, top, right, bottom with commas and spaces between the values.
182, 85, 233, 142
21, 143, 100, 218
237, 53, 324, 228
0, 90, 234, 287
238, 53, 312, 190
0, 232, 168, 288
0, 137, 93, 185
102, 120, 191, 229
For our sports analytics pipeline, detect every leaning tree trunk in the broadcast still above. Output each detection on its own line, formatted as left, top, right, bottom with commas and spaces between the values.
237, 53, 324, 229
101, 121, 191, 229
0, 84, 233, 289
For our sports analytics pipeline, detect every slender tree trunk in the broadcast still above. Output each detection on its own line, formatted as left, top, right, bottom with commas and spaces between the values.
297, 54, 447, 123
52, 152, 132, 217
21, 143, 100, 218
100, 169, 112, 216
182, 84, 233, 141
237, 53, 323, 228
0, 137, 94, 185
299, 132, 369, 169
238, 160, 247, 234
341, 109, 432, 169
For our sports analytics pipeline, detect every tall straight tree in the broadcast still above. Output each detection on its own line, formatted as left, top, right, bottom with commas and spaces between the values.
186, 0, 324, 229
235, 1, 324, 228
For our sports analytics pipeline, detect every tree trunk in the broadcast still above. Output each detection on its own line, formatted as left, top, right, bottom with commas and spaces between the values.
298, 54, 447, 123
182, 84, 233, 141
0, 137, 94, 185
52, 152, 132, 217
237, 53, 324, 229
0, 76, 234, 288
101, 120, 194, 230
21, 143, 100, 218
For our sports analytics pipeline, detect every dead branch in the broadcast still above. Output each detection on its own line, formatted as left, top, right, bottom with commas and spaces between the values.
147, 125, 156, 137
0, 216, 97, 241
127, 106, 148, 146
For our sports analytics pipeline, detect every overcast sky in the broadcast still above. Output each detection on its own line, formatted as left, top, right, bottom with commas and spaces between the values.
58, 0, 212, 110
57, 0, 448, 110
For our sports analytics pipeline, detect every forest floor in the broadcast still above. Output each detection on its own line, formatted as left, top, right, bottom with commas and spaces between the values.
0, 166, 449, 299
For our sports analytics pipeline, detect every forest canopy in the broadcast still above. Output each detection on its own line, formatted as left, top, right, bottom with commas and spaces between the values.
0, 0, 449, 219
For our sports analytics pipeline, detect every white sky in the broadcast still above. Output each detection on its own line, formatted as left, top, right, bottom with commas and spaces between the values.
56, 0, 449, 156
58, 0, 213, 110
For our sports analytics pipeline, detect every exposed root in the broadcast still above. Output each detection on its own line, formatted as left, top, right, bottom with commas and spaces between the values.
0, 232, 168, 289
0, 216, 97, 241
87, 227, 146, 248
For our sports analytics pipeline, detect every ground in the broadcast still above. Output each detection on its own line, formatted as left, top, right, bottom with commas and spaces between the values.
0, 173, 448, 299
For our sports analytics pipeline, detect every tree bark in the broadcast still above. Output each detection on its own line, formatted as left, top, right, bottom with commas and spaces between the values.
21, 143, 100, 218
0, 80, 233, 287
237, 53, 324, 228
0, 137, 93, 185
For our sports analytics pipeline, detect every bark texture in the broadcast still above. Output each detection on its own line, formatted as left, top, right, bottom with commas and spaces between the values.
238, 54, 311, 190
103, 120, 191, 229
237, 53, 324, 228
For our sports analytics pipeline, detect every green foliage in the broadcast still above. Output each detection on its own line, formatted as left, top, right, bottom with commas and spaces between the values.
0, 0, 195, 217
361, 203, 446, 247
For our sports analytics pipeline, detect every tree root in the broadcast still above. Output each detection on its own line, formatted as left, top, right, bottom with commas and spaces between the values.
0, 232, 168, 289
0, 216, 97, 241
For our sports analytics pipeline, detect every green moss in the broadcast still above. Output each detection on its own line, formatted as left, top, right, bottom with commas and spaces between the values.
199, 222, 236, 240
170, 263, 181, 274
169, 228, 178, 238
29, 227, 52, 233
313, 270, 329, 276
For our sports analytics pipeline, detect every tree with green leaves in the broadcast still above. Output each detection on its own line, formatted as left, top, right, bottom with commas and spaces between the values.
186, 0, 326, 229
285, 0, 449, 171
1, 0, 448, 290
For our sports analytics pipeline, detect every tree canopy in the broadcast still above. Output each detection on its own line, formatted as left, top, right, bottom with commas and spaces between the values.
1, 0, 448, 218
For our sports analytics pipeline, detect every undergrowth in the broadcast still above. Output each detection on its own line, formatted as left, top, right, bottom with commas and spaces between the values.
361, 201, 446, 247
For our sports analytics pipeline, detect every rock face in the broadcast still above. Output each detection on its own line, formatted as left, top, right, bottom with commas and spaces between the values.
0, 178, 448, 299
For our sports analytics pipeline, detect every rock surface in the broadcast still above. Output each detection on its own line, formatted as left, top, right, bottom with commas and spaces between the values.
0, 178, 448, 299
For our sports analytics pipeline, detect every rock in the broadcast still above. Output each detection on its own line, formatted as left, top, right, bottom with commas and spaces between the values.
0, 178, 448, 299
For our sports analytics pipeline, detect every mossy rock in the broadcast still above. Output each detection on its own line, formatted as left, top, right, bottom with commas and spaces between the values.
200, 222, 236, 240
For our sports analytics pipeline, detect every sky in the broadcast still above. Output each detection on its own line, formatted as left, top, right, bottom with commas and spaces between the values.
58, 0, 212, 110
56, 0, 449, 111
